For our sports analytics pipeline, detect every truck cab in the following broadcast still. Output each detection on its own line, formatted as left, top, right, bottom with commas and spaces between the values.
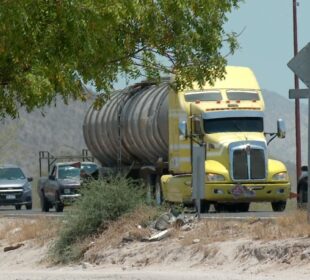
162, 66, 290, 212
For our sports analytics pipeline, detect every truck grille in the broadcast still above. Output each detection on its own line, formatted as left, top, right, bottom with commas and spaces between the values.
232, 147, 265, 180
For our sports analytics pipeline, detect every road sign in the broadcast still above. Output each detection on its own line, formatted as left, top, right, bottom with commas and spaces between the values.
289, 89, 310, 99
288, 42, 310, 88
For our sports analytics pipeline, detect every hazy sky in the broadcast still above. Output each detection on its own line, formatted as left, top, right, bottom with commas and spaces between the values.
226, 0, 310, 97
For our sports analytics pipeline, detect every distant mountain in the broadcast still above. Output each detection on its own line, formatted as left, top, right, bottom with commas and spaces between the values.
263, 89, 308, 190
0, 99, 92, 178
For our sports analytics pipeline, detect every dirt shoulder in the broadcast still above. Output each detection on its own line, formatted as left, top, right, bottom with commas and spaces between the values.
1, 215, 310, 280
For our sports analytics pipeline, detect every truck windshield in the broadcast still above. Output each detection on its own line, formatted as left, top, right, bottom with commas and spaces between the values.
0, 167, 26, 180
203, 117, 263, 134
58, 165, 80, 179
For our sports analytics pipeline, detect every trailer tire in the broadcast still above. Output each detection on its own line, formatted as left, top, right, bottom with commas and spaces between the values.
271, 201, 286, 212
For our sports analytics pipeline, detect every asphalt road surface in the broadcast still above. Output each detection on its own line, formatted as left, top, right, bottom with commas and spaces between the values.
0, 206, 287, 219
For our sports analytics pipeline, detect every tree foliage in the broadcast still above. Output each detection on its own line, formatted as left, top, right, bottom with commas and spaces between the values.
0, 0, 240, 118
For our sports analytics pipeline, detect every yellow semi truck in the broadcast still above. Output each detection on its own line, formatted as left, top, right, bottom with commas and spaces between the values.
83, 66, 290, 212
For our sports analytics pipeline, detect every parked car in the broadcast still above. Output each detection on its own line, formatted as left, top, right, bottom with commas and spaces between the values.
297, 166, 308, 207
37, 161, 98, 212
0, 164, 33, 210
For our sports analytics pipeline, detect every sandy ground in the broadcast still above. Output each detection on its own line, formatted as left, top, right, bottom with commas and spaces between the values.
1, 235, 310, 279
1, 215, 310, 280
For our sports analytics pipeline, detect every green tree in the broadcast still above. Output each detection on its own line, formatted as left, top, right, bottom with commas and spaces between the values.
0, 0, 240, 118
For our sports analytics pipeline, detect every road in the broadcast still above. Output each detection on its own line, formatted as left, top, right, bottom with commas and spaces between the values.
0, 206, 287, 219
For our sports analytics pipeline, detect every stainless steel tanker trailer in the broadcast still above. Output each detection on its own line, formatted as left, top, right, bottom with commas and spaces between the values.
83, 80, 170, 203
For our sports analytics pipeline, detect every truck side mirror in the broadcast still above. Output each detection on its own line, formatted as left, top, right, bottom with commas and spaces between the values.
179, 120, 188, 140
277, 119, 286, 139
193, 117, 203, 136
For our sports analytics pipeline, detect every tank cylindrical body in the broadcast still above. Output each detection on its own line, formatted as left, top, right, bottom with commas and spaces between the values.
83, 82, 169, 167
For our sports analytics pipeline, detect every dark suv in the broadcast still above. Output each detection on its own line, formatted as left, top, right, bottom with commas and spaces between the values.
0, 165, 33, 210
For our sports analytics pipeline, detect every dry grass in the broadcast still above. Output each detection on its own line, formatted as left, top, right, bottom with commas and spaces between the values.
89, 205, 159, 252
0, 217, 60, 245
180, 210, 310, 246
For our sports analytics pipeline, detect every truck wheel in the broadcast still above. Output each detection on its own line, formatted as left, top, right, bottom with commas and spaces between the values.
236, 203, 250, 212
214, 203, 227, 213
26, 203, 32, 210
41, 192, 50, 212
15, 205, 21, 210
200, 200, 210, 213
271, 201, 286, 212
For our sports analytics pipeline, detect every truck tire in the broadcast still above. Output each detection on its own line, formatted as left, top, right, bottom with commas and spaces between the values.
271, 201, 286, 212
236, 203, 250, 212
15, 205, 21, 210
40, 192, 50, 212
214, 203, 227, 213
200, 200, 210, 213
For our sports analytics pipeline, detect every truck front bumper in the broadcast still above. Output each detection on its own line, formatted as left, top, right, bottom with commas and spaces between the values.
0, 189, 32, 206
161, 175, 290, 203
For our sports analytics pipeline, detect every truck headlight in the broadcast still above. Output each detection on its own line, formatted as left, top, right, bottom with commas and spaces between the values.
272, 172, 288, 181
206, 173, 225, 182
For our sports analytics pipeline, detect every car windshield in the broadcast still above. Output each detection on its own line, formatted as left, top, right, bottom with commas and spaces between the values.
203, 117, 264, 134
0, 167, 26, 180
58, 165, 80, 179
81, 163, 98, 175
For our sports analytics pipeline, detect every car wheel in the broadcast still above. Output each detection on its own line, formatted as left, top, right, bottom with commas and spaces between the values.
26, 203, 32, 210
15, 205, 22, 210
271, 201, 286, 212
41, 192, 50, 212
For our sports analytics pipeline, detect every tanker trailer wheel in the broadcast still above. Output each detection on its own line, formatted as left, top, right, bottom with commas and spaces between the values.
271, 201, 286, 212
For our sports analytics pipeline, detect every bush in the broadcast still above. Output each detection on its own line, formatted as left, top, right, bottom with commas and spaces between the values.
50, 176, 145, 263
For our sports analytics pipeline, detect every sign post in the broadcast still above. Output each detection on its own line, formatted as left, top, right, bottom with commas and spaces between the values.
288, 42, 310, 222
192, 143, 206, 220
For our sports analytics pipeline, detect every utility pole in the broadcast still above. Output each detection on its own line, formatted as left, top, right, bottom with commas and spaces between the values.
293, 0, 302, 180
